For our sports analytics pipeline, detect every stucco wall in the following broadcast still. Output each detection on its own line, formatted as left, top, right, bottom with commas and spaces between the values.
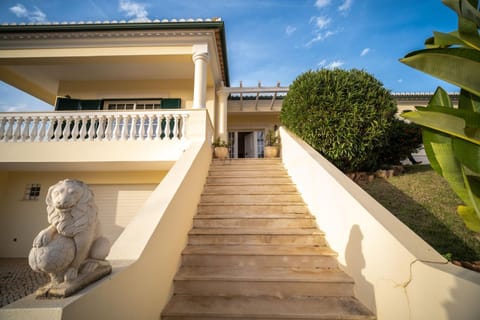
0, 170, 166, 257
228, 113, 280, 131
280, 127, 480, 320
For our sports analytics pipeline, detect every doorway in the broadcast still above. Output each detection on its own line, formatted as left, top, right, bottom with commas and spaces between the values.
228, 130, 265, 158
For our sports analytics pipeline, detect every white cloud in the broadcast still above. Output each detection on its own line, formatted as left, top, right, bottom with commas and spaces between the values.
360, 48, 371, 56
315, 0, 331, 9
306, 30, 336, 46
317, 59, 345, 69
310, 16, 331, 29
285, 25, 297, 36
397, 79, 404, 83
10, 4, 47, 22
339, 0, 353, 11
119, 0, 149, 22
326, 60, 345, 69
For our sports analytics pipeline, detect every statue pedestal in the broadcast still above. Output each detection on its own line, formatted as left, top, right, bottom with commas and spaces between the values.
36, 262, 112, 299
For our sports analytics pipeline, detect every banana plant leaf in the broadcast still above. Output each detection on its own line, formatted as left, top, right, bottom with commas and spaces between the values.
442, 0, 480, 27
457, 205, 480, 232
453, 138, 480, 172
426, 31, 469, 49
402, 110, 480, 144
430, 139, 471, 204
459, 89, 480, 112
400, 48, 480, 96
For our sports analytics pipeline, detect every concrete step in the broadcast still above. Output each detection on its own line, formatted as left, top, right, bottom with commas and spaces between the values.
181, 245, 338, 269
188, 228, 326, 245
207, 176, 293, 184
208, 169, 288, 177
210, 163, 286, 171
193, 217, 316, 228
203, 184, 298, 194
212, 159, 282, 165
197, 203, 309, 215
162, 295, 375, 320
200, 193, 304, 204
173, 266, 354, 297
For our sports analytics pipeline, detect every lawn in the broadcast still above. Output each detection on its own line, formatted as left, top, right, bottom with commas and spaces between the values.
359, 165, 480, 262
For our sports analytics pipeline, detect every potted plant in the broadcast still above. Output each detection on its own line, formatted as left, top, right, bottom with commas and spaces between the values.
212, 137, 229, 159
264, 129, 280, 158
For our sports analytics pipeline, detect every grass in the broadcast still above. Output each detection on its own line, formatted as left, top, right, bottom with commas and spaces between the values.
359, 165, 480, 261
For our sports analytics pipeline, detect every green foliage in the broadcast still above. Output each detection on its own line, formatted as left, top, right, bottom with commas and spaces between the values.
378, 119, 423, 166
212, 137, 228, 148
400, 0, 480, 232
265, 129, 280, 146
280, 68, 397, 172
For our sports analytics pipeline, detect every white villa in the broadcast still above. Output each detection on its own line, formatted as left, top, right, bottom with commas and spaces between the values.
0, 19, 479, 319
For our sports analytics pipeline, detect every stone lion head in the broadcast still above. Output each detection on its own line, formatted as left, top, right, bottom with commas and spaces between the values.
46, 179, 97, 237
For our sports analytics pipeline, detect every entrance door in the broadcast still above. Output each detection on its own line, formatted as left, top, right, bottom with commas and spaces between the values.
244, 132, 255, 158
230, 131, 264, 158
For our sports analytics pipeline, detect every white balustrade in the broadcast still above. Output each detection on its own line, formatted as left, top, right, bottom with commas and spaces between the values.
0, 111, 189, 143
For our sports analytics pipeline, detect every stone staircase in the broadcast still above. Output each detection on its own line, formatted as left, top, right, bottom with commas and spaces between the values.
162, 158, 375, 319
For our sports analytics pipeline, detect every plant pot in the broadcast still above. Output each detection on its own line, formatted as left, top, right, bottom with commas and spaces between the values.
264, 146, 279, 158
214, 147, 229, 159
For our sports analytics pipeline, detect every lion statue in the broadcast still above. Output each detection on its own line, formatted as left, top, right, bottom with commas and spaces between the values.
28, 179, 111, 297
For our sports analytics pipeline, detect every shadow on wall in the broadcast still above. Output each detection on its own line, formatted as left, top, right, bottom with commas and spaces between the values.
345, 224, 376, 314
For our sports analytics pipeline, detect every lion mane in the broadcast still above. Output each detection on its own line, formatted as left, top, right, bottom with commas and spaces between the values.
46, 179, 98, 238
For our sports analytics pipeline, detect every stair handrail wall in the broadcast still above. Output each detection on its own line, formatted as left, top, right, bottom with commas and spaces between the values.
279, 127, 480, 320
0, 110, 214, 320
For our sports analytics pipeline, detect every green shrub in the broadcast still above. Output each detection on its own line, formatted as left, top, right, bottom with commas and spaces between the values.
378, 119, 423, 166
280, 69, 397, 172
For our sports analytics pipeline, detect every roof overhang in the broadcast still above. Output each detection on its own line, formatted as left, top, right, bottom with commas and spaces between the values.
0, 20, 230, 105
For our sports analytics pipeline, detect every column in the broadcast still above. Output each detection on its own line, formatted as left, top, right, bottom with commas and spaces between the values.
216, 85, 229, 142
192, 44, 209, 109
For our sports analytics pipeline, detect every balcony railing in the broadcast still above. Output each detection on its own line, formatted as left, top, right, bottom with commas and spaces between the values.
0, 110, 189, 143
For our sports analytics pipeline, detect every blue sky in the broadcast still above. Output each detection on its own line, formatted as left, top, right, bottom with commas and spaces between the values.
0, 0, 460, 111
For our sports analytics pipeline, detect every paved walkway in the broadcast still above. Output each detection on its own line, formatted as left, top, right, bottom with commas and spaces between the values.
0, 258, 49, 308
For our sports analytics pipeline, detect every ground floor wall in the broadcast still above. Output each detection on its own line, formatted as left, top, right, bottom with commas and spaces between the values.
0, 170, 167, 258
227, 113, 280, 158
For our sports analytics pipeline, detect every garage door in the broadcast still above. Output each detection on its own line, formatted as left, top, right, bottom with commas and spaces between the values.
90, 184, 157, 244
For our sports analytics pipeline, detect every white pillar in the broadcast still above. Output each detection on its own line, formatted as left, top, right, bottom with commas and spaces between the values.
216, 86, 229, 141
192, 44, 209, 109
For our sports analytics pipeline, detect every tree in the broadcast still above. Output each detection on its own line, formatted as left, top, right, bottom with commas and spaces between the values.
400, 0, 480, 232
280, 68, 397, 172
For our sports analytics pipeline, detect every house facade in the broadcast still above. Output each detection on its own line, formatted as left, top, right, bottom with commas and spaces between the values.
1, 19, 479, 320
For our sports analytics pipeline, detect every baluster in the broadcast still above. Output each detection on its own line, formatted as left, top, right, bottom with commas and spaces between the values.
172, 114, 180, 140
62, 117, 72, 141
4, 118, 14, 141
0, 117, 6, 140
70, 116, 80, 141
154, 114, 162, 140
21, 117, 31, 142
121, 114, 129, 140
130, 114, 138, 140
12, 117, 23, 142
79, 115, 88, 141
105, 115, 114, 140
45, 116, 54, 142
147, 114, 154, 140
96, 115, 105, 141
180, 114, 188, 140
29, 117, 40, 142
139, 114, 146, 140
88, 116, 96, 141
164, 114, 171, 140
53, 116, 63, 141
113, 115, 121, 140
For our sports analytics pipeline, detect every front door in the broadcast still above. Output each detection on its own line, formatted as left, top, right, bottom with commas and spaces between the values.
229, 131, 264, 158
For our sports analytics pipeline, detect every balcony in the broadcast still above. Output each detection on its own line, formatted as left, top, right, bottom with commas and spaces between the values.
0, 109, 210, 170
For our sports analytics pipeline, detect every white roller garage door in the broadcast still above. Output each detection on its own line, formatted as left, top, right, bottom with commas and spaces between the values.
90, 184, 157, 244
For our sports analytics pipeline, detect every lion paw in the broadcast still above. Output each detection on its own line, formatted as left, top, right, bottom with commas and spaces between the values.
64, 267, 78, 282
81, 260, 99, 274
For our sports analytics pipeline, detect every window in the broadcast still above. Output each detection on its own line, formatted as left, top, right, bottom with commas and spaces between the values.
24, 184, 41, 200
103, 99, 181, 110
